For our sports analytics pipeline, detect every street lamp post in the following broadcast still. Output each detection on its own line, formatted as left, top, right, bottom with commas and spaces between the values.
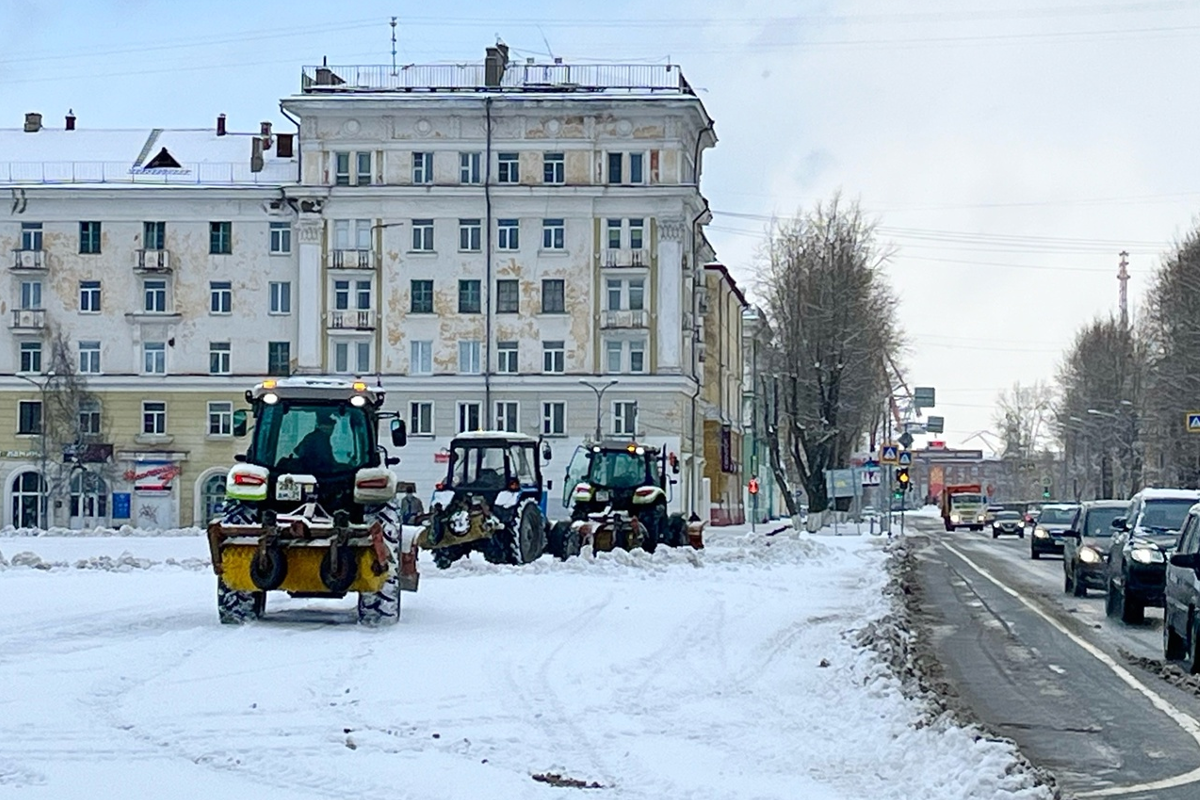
579, 379, 619, 441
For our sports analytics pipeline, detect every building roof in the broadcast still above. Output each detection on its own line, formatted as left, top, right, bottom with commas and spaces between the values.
705, 263, 749, 308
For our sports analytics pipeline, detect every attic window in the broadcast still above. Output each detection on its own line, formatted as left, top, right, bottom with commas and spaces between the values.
144, 147, 182, 169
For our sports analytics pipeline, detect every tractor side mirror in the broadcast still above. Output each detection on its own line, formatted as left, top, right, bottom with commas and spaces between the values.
390, 418, 407, 447
669, 452, 680, 474
232, 409, 248, 437
386, 456, 400, 466
234, 453, 247, 463
542, 442, 553, 462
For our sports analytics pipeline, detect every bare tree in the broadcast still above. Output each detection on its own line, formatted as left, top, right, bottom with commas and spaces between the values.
994, 381, 1057, 500
756, 196, 901, 516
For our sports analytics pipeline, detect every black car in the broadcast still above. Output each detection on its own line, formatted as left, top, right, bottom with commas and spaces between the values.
1062, 500, 1126, 597
1030, 504, 1080, 559
1106, 488, 1200, 624
1164, 505, 1200, 671
989, 510, 1025, 539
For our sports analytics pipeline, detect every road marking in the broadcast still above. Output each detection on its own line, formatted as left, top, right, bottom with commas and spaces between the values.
942, 541, 1200, 798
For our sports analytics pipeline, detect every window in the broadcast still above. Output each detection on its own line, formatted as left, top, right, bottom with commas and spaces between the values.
629, 278, 645, 311
458, 340, 481, 374
144, 221, 166, 250
495, 401, 519, 432
460, 152, 481, 184
605, 340, 623, 373
357, 152, 372, 184
629, 218, 645, 249
333, 219, 372, 251
543, 152, 564, 184
267, 342, 290, 376
334, 280, 350, 310
79, 341, 101, 374
542, 402, 565, 436
209, 342, 231, 375
210, 221, 232, 254
17, 400, 41, 435
607, 153, 623, 184
413, 152, 433, 184
630, 339, 646, 373
542, 340, 565, 373
270, 281, 291, 314
458, 401, 481, 433
79, 221, 101, 254
19, 281, 41, 310
355, 280, 371, 310
334, 151, 371, 186
410, 340, 433, 375
144, 342, 166, 375
497, 341, 518, 373
497, 219, 519, 251
459, 219, 481, 252
613, 401, 638, 435
21, 223, 42, 251
411, 280, 434, 313
412, 219, 434, 252
497, 152, 520, 184
143, 279, 167, 313
496, 279, 519, 314
332, 341, 371, 374
410, 401, 434, 435
607, 219, 622, 249
142, 401, 166, 435
458, 280, 481, 314
79, 280, 101, 313
604, 340, 646, 373
541, 279, 565, 313
210, 281, 232, 314
269, 222, 291, 254
78, 400, 101, 436
12, 470, 45, 528
629, 152, 645, 184
19, 342, 41, 373
335, 152, 351, 185
607, 278, 623, 311
208, 401, 233, 436
542, 219, 565, 250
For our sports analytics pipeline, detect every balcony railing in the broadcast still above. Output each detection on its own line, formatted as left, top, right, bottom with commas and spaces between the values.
11, 308, 45, 329
602, 248, 650, 268
134, 249, 171, 272
328, 249, 376, 270
601, 309, 648, 329
301, 63, 692, 95
328, 309, 376, 330
11, 249, 45, 270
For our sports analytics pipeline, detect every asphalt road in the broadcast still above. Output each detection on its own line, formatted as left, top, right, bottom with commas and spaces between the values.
907, 514, 1200, 799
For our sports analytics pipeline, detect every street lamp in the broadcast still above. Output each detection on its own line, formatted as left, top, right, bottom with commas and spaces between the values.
579, 379, 619, 441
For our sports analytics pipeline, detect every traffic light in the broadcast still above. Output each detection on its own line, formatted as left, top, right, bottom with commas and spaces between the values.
897, 467, 910, 489
1042, 485, 1051, 500
748, 478, 760, 495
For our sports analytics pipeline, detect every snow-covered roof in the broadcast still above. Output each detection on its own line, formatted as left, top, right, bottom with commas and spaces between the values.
1134, 488, 1200, 500
451, 430, 538, 443
0, 125, 297, 186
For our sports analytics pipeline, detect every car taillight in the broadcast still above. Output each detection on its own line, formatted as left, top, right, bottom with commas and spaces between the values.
233, 473, 265, 486
436, 481, 445, 491
634, 487, 656, 497
357, 476, 391, 489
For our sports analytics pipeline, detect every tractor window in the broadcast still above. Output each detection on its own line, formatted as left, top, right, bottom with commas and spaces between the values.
450, 445, 508, 490
589, 450, 648, 489
563, 445, 589, 504
254, 403, 372, 473
509, 445, 536, 486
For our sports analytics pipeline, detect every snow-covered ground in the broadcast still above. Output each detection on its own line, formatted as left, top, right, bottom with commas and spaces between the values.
0, 521, 1050, 799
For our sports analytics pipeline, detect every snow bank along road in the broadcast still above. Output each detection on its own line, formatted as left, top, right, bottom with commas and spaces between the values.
0, 526, 1051, 799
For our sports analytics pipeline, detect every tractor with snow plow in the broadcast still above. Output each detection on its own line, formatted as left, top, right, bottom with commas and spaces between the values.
417, 431, 552, 569
547, 440, 696, 558
206, 377, 417, 625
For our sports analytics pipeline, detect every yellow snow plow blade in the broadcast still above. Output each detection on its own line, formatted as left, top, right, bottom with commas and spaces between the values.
219, 544, 388, 594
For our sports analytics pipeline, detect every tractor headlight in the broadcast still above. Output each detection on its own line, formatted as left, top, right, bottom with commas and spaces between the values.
262, 392, 279, 405
1034, 527, 1050, 539
1079, 547, 1102, 564
350, 394, 367, 407
1130, 547, 1164, 565
950, 513, 961, 523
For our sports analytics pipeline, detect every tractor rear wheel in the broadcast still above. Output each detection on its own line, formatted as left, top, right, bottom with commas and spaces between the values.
510, 501, 547, 565
218, 579, 263, 624
358, 504, 401, 626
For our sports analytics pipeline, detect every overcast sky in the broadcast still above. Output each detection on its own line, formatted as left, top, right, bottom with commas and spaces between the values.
3, 0, 1196, 452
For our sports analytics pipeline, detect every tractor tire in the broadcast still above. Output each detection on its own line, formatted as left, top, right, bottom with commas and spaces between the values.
249, 545, 288, 591
432, 544, 471, 569
219, 499, 258, 526
666, 514, 688, 547
639, 505, 668, 554
546, 520, 572, 560
218, 579, 263, 624
358, 504, 401, 626
510, 500, 547, 565
320, 546, 357, 594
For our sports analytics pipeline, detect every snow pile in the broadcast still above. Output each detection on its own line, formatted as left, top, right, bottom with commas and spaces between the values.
0, 549, 210, 572
0, 524, 205, 538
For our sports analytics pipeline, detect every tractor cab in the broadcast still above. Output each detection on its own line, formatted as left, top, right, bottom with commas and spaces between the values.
563, 440, 673, 514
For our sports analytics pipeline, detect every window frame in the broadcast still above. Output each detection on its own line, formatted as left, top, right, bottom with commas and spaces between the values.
142, 400, 167, 435
458, 340, 481, 375
267, 341, 290, 377
78, 340, 101, 374
410, 340, 433, 375
541, 279, 565, 314
207, 401, 233, 437
412, 152, 434, 184
457, 401, 482, 433
542, 401, 566, 437
144, 221, 166, 251
17, 400, 42, 435
541, 218, 565, 250
496, 279, 519, 314
410, 401, 434, 436
21, 222, 43, 251
411, 219, 435, 252
19, 341, 41, 374
613, 400, 638, 436
143, 342, 167, 375
543, 152, 565, 184
269, 281, 291, 315
19, 280, 41, 311
458, 218, 482, 252
497, 341, 519, 374
209, 341, 231, 375
209, 221, 232, 255
143, 279, 168, 313
79, 280, 101, 313
410, 280, 434, 314
460, 151, 482, 184
79, 221, 102, 254
542, 340, 565, 374
458, 279, 482, 314
497, 218, 520, 251
209, 281, 232, 315
495, 401, 520, 433
497, 152, 520, 184
269, 222, 292, 255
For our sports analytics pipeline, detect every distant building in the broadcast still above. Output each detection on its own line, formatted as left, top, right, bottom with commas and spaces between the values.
700, 264, 747, 524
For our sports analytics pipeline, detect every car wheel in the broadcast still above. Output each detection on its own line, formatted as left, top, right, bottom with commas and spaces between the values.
1105, 578, 1119, 618
1019, 532, 1025, 539
1072, 567, 1087, 598
1187, 615, 1200, 675
1031, 547, 1040, 560
1063, 567, 1073, 594
1165, 610, 1187, 661
993, 530, 999, 539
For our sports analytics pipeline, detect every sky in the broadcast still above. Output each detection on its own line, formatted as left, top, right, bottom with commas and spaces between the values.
4, 0, 1199, 450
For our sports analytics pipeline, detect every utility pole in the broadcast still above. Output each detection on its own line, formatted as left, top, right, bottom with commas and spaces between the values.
1118, 250, 1130, 330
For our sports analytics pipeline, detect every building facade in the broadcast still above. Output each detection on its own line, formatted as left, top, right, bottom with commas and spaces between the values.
699, 264, 747, 524
0, 50, 722, 529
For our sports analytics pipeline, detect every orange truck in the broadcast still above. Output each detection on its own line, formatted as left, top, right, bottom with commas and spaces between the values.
941, 483, 986, 531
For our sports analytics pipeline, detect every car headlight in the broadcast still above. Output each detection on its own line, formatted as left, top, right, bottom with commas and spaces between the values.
1129, 547, 1164, 565
950, 513, 961, 523
1079, 547, 1102, 564
1034, 527, 1049, 539
977, 514, 986, 522
992, 522, 1001, 528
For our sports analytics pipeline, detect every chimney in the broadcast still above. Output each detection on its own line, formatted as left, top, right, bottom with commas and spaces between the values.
65, 109, 76, 131
216, 113, 227, 136
23, 112, 42, 133
485, 43, 509, 87
260, 121, 273, 150
250, 137, 264, 173
276, 133, 295, 158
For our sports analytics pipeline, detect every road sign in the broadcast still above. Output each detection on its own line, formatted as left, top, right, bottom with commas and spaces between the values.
1187, 412, 1200, 433
880, 444, 900, 464
748, 478, 759, 495
926, 416, 945, 434
826, 469, 858, 499
914, 387, 936, 408
898, 451, 913, 467
898, 431, 914, 449
1041, 475, 1052, 487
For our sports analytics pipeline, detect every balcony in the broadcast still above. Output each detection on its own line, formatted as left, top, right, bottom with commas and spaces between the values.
328, 309, 376, 331
11, 249, 45, 270
10, 308, 45, 330
328, 249, 376, 270
602, 248, 649, 268
601, 309, 648, 329
134, 249, 172, 273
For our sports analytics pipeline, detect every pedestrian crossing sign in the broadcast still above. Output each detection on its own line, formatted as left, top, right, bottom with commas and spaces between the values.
898, 451, 912, 467
1188, 413, 1200, 433
880, 444, 900, 464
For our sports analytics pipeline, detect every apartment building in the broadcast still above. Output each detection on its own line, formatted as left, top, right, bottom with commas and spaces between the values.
0, 48, 724, 529
700, 264, 747, 525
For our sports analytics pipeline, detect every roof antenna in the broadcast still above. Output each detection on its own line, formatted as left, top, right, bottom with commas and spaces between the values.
538, 26, 555, 61
390, 16, 398, 76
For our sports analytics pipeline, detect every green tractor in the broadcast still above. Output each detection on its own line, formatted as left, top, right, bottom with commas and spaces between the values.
547, 439, 691, 558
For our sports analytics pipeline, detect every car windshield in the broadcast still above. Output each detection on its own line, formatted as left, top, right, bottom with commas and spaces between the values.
951, 494, 984, 506
1082, 507, 1123, 537
253, 402, 372, 473
588, 450, 650, 489
995, 511, 1021, 520
1138, 499, 1197, 532
1038, 506, 1078, 525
